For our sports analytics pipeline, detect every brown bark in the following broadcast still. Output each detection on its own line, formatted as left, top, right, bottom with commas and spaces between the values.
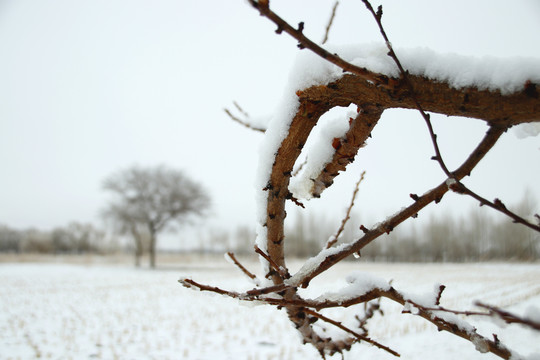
183, 3, 540, 358
264, 74, 538, 277
260, 72, 537, 356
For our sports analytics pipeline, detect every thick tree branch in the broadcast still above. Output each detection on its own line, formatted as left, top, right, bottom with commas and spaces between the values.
311, 106, 381, 198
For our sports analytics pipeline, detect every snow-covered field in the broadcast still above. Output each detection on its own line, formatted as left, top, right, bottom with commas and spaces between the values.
1, 257, 539, 360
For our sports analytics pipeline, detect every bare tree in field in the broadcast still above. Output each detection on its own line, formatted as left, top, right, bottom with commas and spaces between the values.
102, 203, 150, 267
103, 165, 211, 268
181, 1, 539, 359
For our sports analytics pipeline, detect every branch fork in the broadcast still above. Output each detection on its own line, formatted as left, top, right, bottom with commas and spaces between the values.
184, 1, 539, 358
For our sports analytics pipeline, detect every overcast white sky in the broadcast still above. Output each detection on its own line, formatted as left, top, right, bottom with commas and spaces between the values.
1, 0, 539, 248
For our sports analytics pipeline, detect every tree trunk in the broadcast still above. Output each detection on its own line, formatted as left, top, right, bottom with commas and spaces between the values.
130, 225, 143, 267
149, 226, 157, 269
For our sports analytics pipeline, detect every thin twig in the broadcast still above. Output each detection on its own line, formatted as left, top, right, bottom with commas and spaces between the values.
226, 252, 258, 280
224, 108, 266, 133
356, 299, 383, 335
476, 302, 540, 331
321, 1, 339, 44
179, 278, 243, 297
292, 157, 308, 177
448, 182, 540, 232
303, 308, 400, 357
361, 0, 452, 177
326, 171, 366, 248
233, 101, 250, 118
247, 0, 393, 89
254, 245, 290, 279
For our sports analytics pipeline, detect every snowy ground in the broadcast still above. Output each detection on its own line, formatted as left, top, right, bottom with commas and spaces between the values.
1, 256, 539, 360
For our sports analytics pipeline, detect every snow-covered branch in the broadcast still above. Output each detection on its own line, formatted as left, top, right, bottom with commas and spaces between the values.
182, 1, 540, 358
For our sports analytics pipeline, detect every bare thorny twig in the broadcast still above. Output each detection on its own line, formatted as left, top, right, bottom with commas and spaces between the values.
180, 1, 540, 358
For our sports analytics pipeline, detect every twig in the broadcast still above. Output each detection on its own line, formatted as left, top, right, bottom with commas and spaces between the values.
254, 245, 291, 279
448, 182, 540, 232
304, 308, 400, 357
326, 171, 366, 248
181, 278, 290, 300
224, 107, 266, 133
321, 1, 339, 45
435, 284, 446, 306
286, 192, 305, 208
476, 302, 540, 331
356, 298, 383, 335
233, 101, 250, 118
246, 283, 291, 296
292, 157, 308, 177
361, 0, 452, 177
379, 289, 514, 359
247, 0, 393, 88
403, 299, 488, 318
226, 252, 258, 280
179, 278, 243, 298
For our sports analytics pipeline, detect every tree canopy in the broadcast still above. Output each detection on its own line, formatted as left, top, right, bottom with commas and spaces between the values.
102, 165, 210, 267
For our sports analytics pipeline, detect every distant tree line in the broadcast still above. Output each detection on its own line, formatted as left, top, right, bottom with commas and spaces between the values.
361, 211, 539, 262
0, 222, 115, 254
271, 194, 539, 262
207, 194, 538, 262
3, 195, 537, 262
0, 165, 211, 268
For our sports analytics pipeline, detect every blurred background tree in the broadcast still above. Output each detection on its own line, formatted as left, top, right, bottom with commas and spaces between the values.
102, 165, 211, 268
